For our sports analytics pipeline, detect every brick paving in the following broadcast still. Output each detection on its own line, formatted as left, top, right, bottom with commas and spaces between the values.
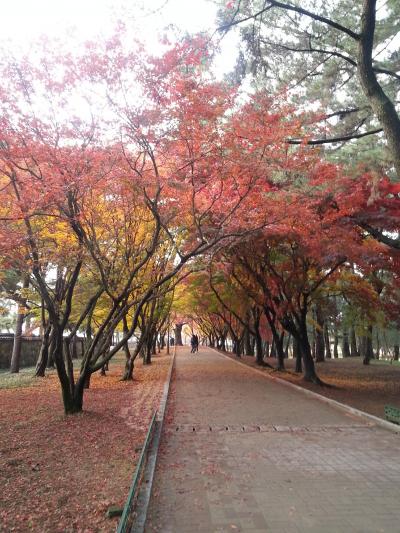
145, 347, 400, 533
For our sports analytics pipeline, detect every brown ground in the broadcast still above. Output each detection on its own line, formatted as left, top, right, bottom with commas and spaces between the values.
220, 351, 400, 420
0, 352, 171, 533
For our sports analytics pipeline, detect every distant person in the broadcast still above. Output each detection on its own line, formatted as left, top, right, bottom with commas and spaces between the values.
190, 334, 198, 353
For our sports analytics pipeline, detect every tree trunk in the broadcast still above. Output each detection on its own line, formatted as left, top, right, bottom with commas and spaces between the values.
255, 331, 264, 365
299, 333, 321, 383
122, 356, 135, 380
71, 334, 78, 359
333, 324, 339, 358
324, 323, 331, 359
350, 326, 359, 357
47, 340, 55, 368
294, 314, 322, 384
35, 324, 52, 377
314, 304, 325, 363
244, 328, 253, 356
270, 340, 276, 358
275, 332, 285, 370
342, 328, 351, 358
358, 0, 400, 180
10, 310, 25, 374
394, 345, 399, 361
10, 276, 29, 373
51, 324, 82, 414
294, 337, 302, 373
362, 325, 374, 365
174, 323, 184, 346
375, 328, 380, 360
160, 333, 165, 350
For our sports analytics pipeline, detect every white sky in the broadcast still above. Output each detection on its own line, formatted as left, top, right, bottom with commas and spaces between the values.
0, 0, 238, 76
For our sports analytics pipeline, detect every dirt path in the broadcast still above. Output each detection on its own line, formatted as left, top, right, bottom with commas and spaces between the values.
145, 346, 400, 533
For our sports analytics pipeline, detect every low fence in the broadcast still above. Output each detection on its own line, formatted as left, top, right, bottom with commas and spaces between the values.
117, 411, 158, 533
0, 335, 85, 370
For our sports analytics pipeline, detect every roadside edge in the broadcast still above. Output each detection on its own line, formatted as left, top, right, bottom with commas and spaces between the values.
130, 346, 176, 533
214, 349, 400, 434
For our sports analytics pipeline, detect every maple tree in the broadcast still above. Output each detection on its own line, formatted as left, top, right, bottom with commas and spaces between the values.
0, 26, 398, 410
0, 34, 320, 412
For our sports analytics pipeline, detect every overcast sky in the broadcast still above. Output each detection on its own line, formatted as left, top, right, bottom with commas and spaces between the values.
0, 0, 238, 75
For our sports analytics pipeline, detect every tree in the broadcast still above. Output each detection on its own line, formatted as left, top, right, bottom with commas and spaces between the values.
218, 0, 399, 165
0, 34, 318, 412
218, 0, 400, 248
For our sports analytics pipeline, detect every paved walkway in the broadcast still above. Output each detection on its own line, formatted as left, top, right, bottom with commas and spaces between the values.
145, 347, 400, 533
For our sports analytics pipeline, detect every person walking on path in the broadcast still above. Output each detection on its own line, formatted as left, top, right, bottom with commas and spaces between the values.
190, 333, 199, 353
190, 334, 197, 353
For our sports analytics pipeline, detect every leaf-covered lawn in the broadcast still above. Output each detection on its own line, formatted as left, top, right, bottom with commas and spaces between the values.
0, 353, 171, 533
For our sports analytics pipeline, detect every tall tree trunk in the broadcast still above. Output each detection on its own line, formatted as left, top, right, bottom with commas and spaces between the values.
121, 316, 132, 379
350, 326, 359, 357
52, 324, 81, 414
35, 324, 52, 377
121, 343, 142, 381
362, 325, 374, 365
286, 311, 322, 384
255, 331, 264, 365
294, 337, 302, 373
342, 328, 351, 358
244, 327, 253, 356
10, 310, 25, 374
333, 324, 339, 358
358, 0, 400, 180
314, 304, 325, 363
324, 323, 332, 359
394, 345, 399, 361
174, 323, 184, 346
10, 276, 29, 373
275, 332, 285, 371
270, 340, 276, 358
160, 333, 165, 350
264, 341, 270, 358
375, 328, 380, 360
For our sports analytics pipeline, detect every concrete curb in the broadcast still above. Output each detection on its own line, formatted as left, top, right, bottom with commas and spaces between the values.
214, 349, 400, 435
131, 346, 176, 533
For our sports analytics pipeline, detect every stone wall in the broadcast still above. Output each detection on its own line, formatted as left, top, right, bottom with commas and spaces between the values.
0, 335, 85, 370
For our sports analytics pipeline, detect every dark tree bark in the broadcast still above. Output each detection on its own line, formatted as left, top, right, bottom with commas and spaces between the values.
342, 328, 351, 358
35, 324, 52, 377
282, 310, 322, 384
394, 345, 399, 361
255, 331, 264, 364
294, 337, 302, 373
244, 327, 254, 356
174, 323, 184, 346
362, 325, 374, 365
314, 304, 325, 362
358, 0, 400, 179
